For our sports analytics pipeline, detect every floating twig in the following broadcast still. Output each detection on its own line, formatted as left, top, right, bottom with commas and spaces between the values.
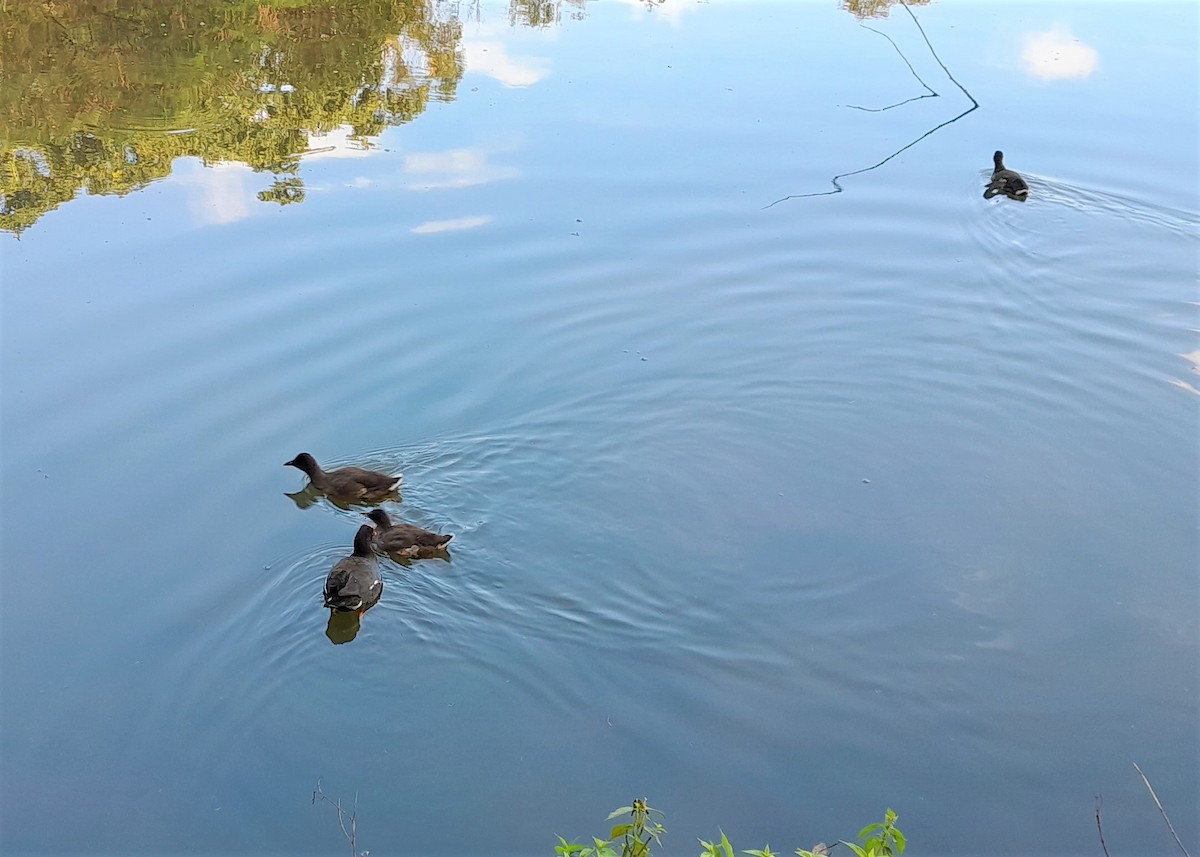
764, 0, 977, 207
899, 0, 977, 108
845, 25, 938, 112
1133, 762, 1192, 857
313, 778, 363, 857
1094, 795, 1110, 857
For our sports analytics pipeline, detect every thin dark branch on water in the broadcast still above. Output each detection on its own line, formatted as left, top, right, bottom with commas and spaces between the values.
844, 92, 933, 113
764, 0, 977, 208
763, 102, 975, 207
898, 0, 977, 108
313, 778, 362, 857
845, 25, 938, 112
1094, 795, 1110, 857
1133, 762, 1192, 857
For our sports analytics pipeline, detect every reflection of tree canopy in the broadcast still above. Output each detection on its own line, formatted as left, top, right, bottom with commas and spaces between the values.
508, 0, 588, 27
0, 1, 465, 234
840, 0, 929, 19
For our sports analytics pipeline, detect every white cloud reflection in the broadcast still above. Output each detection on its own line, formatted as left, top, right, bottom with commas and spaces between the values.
612, 0, 702, 27
1021, 27, 1099, 80
411, 215, 493, 234
302, 126, 375, 159
1169, 350, 1200, 395
402, 145, 520, 190
183, 160, 255, 225
464, 39, 550, 87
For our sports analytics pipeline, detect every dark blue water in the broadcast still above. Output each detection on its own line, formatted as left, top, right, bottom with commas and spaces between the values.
2, 2, 1197, 856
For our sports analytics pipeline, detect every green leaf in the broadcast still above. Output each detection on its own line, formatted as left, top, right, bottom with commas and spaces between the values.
608, 807, 634, 820
611, 825, 633, 840
857, 824, 881, 839
840, 843, 868, 857
720, 831, 736, 857
554, 836, 583, 857
890, 828, 905, 855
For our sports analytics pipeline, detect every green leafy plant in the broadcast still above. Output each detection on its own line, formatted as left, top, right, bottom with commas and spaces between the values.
698, 831, 736, 857
609, 798, 667, 857
556, 800, 665, 857
841, 808, 905, 857
558, 801, 902, 857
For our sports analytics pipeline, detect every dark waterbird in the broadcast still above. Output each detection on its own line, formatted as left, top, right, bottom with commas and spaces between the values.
324, 525, 383, 614
364, 509, 454, 558
984, 150, 1029, 201
284, 452, 402, 506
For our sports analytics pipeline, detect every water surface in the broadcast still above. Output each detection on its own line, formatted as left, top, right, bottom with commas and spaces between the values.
1, 2, 1197, 856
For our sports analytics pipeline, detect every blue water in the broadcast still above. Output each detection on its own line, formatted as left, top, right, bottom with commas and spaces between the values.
2, 2, 1197, 856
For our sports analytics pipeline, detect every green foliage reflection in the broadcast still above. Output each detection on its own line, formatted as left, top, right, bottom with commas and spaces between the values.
0, 0, 465, 233
839, 0, 929, 20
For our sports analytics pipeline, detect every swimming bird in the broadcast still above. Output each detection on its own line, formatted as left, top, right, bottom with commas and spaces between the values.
285, 452, 402, 506
364, 509, 454, 558
984, 150, 1029, 200
324, 525, 383, 614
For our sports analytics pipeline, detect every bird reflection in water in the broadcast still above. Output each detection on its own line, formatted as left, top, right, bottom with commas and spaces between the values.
325, 607, 372, 645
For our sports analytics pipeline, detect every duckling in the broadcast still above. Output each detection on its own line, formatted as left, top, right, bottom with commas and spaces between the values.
285, 452, 402, 506
324, 525, 383, 614
984, 150, 1029, 200
364, 509, 454, 558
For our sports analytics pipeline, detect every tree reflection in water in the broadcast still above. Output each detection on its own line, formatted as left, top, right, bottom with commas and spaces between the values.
0, 0, 466, 234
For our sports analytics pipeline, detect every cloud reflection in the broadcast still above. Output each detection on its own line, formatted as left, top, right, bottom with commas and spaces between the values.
182, 160, 255, 225
402, 146, 520, 190
464, 38, 551, 87
302, 126, 375, 159
612, 0, 701, 26
1021, 27, 1099, 80
411, 215, 493, 234
1169, 350, 1200, 395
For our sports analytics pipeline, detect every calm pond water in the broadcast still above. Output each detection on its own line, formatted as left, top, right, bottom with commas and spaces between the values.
2, 1, 1197, 855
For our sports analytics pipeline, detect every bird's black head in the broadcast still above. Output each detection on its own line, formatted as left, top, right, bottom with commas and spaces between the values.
352, 524, 376, 554
364, 509, 391, 528
285, 452, 316, 472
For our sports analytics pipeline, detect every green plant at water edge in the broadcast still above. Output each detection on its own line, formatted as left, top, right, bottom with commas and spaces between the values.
556, 799, 666, 857
838, 808, 905, 857
557, 802, 904, 857
702, 807, 903, 857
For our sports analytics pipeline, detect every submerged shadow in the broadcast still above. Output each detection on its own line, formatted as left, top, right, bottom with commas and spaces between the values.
983, 181, 1029, 202
285, 485, 402, 511
324, 597, 385, 644
325, 609, 365, 644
